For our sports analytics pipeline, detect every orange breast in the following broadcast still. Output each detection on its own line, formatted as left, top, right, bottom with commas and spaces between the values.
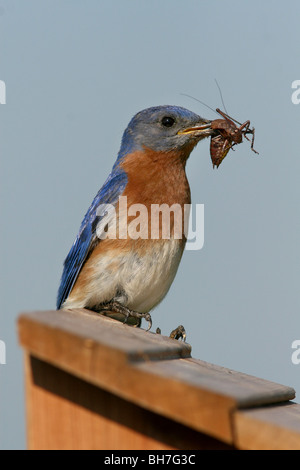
120, 147, 191, 240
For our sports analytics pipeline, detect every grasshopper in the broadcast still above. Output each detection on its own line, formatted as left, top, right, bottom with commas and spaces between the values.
210, 108, 258, 168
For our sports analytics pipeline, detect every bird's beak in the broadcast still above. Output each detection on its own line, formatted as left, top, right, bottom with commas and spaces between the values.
178, 121, 213, 139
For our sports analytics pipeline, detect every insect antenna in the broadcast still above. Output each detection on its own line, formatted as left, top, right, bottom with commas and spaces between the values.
181, 86, 255, 137
214, 79, 228, 115
180, 93, 219, 117
181, 80, 229, 116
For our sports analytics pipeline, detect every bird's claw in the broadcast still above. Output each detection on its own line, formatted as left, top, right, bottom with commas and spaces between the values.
144, 313, 152, 331
125, 310, 152, 331
97, 300, 152, 331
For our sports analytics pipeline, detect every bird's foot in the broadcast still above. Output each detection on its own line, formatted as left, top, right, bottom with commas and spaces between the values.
169, 325, 186, 342
98, 300, 152, 331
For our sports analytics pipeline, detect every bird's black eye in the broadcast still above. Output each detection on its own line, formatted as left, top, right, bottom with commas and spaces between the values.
161, 116, 175, 128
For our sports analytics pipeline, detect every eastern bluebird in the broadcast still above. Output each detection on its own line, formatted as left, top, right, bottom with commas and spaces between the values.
57, 106, 212, 331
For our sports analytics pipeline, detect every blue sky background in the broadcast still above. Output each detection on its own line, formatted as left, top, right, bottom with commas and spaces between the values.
1, 0, 300, 449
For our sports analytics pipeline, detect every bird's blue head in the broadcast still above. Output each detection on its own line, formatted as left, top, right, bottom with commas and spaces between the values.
116, 105, 212, 162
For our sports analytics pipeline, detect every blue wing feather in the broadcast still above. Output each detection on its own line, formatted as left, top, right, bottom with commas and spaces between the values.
56, 167, 128, 309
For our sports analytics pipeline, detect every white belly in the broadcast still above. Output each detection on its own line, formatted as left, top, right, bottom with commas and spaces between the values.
64, 239, 184, 313
120, 239, 184, 312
